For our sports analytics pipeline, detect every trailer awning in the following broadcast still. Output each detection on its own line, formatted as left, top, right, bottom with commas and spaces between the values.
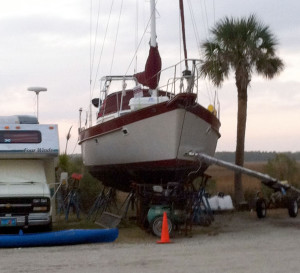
0, 160, 47, 183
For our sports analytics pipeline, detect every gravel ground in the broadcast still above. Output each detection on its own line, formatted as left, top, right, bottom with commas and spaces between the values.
0, 209, 300, 273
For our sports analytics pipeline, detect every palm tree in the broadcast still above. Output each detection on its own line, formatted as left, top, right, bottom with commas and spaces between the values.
200, 15, 284, 204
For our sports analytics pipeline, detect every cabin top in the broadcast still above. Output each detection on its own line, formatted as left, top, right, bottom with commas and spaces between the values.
96, 89, 171, 119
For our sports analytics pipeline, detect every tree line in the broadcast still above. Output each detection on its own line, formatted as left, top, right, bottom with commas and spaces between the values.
215, 151, 300, 163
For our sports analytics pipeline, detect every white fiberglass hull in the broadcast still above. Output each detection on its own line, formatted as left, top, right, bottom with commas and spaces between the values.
82, 108, 218, 167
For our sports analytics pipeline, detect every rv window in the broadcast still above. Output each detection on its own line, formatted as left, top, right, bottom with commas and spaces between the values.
0, 131, 41, 143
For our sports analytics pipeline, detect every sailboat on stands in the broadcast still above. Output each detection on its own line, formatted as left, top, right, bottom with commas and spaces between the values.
79, 0, 221, 192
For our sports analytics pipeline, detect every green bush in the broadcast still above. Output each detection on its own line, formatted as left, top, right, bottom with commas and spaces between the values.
264, 153, 299, 186
261, 153, 300, 200
56, 154, 103, 214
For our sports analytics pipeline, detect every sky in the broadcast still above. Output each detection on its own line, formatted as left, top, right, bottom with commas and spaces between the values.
0, 0, 299, 154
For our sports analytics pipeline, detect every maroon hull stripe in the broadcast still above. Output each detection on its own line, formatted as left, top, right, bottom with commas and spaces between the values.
88, 158, 198, 169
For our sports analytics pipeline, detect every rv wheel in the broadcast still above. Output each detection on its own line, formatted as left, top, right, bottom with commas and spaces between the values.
150, 215, 173, 237
288, 199, 298, 218
256, 198, 267, 219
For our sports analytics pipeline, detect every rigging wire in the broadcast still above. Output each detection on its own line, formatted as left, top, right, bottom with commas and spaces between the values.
88, 0, 115, 126
213, 0, 216, 25
186, 0, 213, 103
204, 0, 220, 110
192, 0, 219, 105
90, 0, 101, 86
212, 0, 220, 117
91, 0, 115, 93
124, 3, 154, 76
178, 4, 182, 72
89, 0, 101, 126
199, 0, 210, 41
109, 0, 124, 75
134, 0, 139, 74
204, 0, 218, 106
90, 0, 92, 86
187, 0, 201, 57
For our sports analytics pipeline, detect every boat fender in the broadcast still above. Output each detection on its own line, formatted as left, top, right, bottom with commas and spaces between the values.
207, 104, 217, 116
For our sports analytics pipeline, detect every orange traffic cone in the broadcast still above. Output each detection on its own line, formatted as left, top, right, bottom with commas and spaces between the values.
157, 212, 171, 244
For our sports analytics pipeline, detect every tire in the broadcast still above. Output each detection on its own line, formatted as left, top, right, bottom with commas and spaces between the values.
150, 215, 174, 237
288, 199, 298, 218
256, 198, 267, 219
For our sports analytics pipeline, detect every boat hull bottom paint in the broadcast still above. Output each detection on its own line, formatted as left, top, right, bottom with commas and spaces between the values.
87, 160, 209, 192
0, 228, 118, 248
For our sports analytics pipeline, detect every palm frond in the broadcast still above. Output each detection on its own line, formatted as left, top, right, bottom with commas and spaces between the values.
200, 14, 284, 87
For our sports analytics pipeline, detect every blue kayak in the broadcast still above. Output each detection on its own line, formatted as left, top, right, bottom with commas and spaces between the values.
0, 228, 118, 248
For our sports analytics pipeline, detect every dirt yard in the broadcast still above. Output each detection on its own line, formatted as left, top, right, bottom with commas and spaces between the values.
0, 209, 299, 273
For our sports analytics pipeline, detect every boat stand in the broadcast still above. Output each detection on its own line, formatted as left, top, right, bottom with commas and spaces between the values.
65, 173, 83, 221
87, 188, 135, 228
87, 188, 117, 221
65, 189, 80, 220
182, 174, 215, 234
192, 186, 214, 226
132, 178, 215, 237
86, 177, 216, 236
56, 188, 66, 215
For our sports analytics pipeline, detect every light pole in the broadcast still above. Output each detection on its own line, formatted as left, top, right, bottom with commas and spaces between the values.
27, 87, 47, 120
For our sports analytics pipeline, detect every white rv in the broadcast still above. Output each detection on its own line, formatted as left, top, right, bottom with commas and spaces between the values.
0, 115, 59, 230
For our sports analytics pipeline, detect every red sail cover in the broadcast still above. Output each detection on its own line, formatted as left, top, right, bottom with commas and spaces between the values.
134, 46, 161, 89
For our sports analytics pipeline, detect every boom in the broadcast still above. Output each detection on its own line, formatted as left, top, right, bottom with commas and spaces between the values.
188, 152, 300, 195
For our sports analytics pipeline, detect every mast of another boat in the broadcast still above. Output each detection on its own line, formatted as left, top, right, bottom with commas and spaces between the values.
179, 0, 188, 71
179, 0, 195, 93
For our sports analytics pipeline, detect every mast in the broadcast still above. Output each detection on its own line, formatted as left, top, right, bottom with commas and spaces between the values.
133, 0, 161, 90
179, 0, 188, 70
150, 0, 157, 47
